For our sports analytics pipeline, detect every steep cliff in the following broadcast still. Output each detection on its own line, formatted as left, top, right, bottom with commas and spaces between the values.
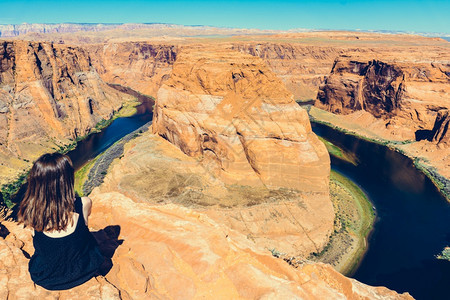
431, 109, 449, 146
87, 42, 178, 97
232, 42, 347, 101
316, 58, 406, 117
315, 56, 450, 140
0, 40, 132, 186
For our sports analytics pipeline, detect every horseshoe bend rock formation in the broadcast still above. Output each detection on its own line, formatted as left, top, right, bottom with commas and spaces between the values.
152, 47, 330, 193
150, 47, 334, 258
0, 40, 131, 185
0, 194, 412, 299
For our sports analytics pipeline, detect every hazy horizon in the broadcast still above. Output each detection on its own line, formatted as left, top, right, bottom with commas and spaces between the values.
0, 0, 449, 35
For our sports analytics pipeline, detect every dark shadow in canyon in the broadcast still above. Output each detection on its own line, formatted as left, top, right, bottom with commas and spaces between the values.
414, 129, 433, 141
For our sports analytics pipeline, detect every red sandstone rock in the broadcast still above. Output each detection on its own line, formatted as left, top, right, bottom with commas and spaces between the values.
0, 41, 131, 185
152, 47, 330, 193
431, 109, 449, 146
87, 42, 178, 97
315, 56, 450, 141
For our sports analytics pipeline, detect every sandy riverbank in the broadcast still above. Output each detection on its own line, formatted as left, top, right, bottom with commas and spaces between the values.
310, 170, 375, 275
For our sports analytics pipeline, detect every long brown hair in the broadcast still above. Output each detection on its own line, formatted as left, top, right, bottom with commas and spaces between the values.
18, 153, 75, 232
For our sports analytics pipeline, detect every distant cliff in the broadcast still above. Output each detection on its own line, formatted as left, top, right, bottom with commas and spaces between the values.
0, 23, 279, 39
315, 55, 450, 140
232, 43, 348, 101
87, 42, 178, 97
0, 23, 124, 37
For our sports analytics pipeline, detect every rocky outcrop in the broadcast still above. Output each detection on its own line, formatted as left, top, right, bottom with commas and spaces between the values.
153, 47, 330, 193
0, 220, 121, 299
431, 109, 449, 146
87, 43, 178, 97
317, 58, 406, 117
315, 56, 450, 141
0, 195, 413, 299
0, 41, 132, 185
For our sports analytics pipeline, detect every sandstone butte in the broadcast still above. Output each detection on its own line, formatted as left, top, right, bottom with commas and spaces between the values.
0, 40, 132, 186
150, 47, 336, 257
152, 47, 330, 193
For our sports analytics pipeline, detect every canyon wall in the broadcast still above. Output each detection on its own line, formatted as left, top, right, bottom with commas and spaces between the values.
232, 42, 347, 101
310, 50, 450, 192
315, 56, 450, 140
87, 42, 178, 97
431, 109, 449, 146
0, 40, 131, 185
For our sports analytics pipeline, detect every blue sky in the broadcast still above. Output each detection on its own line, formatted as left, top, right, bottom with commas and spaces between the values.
0, 0, 449, 33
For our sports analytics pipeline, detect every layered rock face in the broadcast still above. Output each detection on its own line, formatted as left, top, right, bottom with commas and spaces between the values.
0, 41, 130, 185
317, 58, 405, 117
431, 109, 449, 146
315, 56, 450, 140
151, 47, 333, 257
153, 47, 330, 192
232, 42, 347, 101
87, 43, 178, 97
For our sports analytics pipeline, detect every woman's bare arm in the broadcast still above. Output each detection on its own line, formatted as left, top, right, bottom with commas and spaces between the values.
81, 197, 92, 226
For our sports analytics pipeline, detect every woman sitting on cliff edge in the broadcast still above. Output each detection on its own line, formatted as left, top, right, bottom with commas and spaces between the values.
17, 153, 106, 290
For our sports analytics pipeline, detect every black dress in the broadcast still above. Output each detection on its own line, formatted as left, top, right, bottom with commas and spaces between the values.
29, 197, 105, 290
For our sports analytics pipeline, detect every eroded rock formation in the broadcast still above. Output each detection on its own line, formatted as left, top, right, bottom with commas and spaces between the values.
315, 56, 450, 141
431, 109, 449, 146
0, 41, 131, 185
317, 58, 405, 117
153, 47, 330, 193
